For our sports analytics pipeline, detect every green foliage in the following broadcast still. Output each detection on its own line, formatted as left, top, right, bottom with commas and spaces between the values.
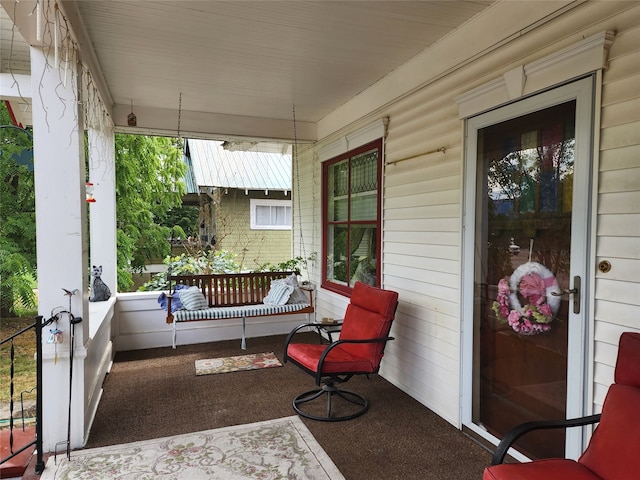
254, 255, 312, 274
115, 134, 187, 291
139, 249, 316, 292
0, 256, 37, 317
139, 249, 240, 291
1, 104, 37, 316
161, 205, 199, 238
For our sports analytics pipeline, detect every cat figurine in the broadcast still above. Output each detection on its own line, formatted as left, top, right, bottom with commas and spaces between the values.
89, 265, 112, 302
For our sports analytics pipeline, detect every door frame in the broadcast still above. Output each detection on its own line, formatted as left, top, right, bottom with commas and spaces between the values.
460, 76, 596, 460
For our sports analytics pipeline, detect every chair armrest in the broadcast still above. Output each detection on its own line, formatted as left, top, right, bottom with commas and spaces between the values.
283, 322, 324, 362
316, 336, 395, 371
328, 336, 394, 347
491, 413, 601, 465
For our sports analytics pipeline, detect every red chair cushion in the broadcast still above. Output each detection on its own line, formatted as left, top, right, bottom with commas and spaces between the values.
485, 332, 640, 480
578, 384, 640, 480
348, 281, 398, 319
614, 332, 640, 388
286, 282, 398, 375
483, 459, 602, 480
339, 282, 398, 363
286, 343, 376, 374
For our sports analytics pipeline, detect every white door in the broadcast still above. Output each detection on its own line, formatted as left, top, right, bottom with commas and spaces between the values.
462, 77, 595, 460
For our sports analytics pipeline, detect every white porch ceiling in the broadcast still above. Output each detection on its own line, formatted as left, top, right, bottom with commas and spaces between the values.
1, 0, 495, 141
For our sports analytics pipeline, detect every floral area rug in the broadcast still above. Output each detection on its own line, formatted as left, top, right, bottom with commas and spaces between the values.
194, 352, 282, 376
40, 416, 345, 480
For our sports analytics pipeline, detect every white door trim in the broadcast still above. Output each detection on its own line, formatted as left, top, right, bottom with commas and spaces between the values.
460, 76, 595, 460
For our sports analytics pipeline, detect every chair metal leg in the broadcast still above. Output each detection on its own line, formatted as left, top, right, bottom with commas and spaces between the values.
293, 383, 370, 422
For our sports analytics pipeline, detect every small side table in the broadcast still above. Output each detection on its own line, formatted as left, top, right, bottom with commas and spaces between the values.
313, 320, 343, 343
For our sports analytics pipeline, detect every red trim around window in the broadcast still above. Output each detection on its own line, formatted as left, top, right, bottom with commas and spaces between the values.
321, 138, 383, 297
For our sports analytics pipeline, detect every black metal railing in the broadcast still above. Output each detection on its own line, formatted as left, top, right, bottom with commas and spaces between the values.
1, 315, 45, 475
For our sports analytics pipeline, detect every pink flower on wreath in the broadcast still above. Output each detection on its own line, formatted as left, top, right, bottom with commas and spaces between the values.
538, 303, 552, 317
492, 262, 558, 336
498, 278, 510, 295
496, 278, 511, 317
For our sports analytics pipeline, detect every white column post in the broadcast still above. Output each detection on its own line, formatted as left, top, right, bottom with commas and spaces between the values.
87, 127, 117, 299
31, 44, 89, 452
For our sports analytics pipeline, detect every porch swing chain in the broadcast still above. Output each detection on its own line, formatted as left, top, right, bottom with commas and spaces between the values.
177, 92, 182, 139
292, 105, 308, 266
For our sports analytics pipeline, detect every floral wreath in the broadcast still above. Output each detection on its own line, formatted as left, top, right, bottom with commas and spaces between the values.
492, 262, 561, 335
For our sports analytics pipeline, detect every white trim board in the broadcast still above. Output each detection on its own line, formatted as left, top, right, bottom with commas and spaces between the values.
455, 31, 614, 119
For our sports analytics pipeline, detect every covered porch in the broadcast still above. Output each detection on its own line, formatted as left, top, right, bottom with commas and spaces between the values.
21, 333, 493, 480
1, 0, 639, 477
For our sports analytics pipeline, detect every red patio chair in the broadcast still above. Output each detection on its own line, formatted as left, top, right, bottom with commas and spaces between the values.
284, 281, 399, 421
484, 331, 640, 480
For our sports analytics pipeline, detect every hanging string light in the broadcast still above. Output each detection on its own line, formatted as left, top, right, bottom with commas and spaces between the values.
54, 3, 60, 68
36, 0, 42, 42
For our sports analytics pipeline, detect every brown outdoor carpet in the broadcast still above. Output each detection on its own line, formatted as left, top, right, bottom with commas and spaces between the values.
79, 333, 492, 480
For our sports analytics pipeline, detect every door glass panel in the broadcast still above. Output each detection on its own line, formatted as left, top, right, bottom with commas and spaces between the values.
473, 101, 576, 459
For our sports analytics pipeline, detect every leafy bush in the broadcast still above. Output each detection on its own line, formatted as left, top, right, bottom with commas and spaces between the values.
0, 256, 37, 317
1, 107, 37, 316
138, 250, 240, 291
254, 256, 309, 274
139, 250, 317, 291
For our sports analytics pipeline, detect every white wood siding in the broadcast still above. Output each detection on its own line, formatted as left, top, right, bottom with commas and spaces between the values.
593, 14, 640, 407
294, 1, 640, 427
381, 90, 464, 423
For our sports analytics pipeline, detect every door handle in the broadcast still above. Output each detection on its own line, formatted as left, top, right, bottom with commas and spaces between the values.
550, 276, 581, 314
551, 288, 578, 296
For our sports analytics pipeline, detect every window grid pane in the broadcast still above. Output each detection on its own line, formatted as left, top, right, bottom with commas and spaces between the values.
328, 160, 349, 222
350, 149, 378, 221
323, 139, 381, 291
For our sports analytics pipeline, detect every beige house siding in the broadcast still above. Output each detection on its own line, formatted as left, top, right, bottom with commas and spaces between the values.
293, 1, 640, 427
593, 15, 640, 407
382, 95, 463, 423
217, 189, 293, 271
291, 147, 320, 282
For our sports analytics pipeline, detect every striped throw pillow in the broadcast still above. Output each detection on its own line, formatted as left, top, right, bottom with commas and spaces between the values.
180, 286, 208, 310
263, 281, 294, 306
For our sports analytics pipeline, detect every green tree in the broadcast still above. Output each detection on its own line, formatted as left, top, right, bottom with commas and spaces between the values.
115, 134, 186, 291
0, 103, 37, 316
161, 204, 199, 239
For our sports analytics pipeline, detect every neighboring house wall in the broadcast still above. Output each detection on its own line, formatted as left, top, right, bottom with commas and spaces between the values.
217, 189, 293, 270
294, 1, 640, 427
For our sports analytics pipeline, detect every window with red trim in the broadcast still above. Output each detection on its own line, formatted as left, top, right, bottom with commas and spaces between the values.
322, 139, 382, 295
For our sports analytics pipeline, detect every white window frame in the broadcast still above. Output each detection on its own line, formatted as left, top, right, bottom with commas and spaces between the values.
250, 199, 292, 230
